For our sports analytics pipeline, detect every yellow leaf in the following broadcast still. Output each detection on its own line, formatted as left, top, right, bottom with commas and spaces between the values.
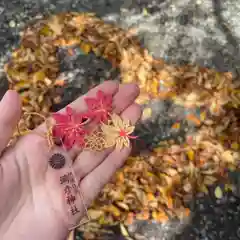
15, 81, 31, 89
98, 215, 106, 225
146, 172, 156, 178
231, 142, 239, 150
22, 97, 30, 104
105, 205, 121, 217
214, 186, 223, 199
200, 111, 206, 121
141, 107, 152, 121
224, 183, 233, 192
199, 184, 208, 194
120, 224, 130, 237
147, 193, 155, 202
187, 150, 194, 161
33, 71, 46, 83
152, 211, 158, 220
222, 150, 234, 163
88, 209, 104, 220
80, 42, 92, 54
142, 8, 149, 16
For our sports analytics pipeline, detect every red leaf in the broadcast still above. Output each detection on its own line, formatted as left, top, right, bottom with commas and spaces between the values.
84, 90, 113, 123
52, 106, 89, 149
52, 113, 69, 123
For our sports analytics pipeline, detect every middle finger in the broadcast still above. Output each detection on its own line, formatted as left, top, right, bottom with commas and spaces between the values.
72, 83, 139, 179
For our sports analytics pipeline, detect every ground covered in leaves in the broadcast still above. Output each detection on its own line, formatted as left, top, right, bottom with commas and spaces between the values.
1, 1, 240, 240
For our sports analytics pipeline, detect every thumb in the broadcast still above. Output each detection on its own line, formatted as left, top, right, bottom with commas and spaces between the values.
0, 90, 21, 155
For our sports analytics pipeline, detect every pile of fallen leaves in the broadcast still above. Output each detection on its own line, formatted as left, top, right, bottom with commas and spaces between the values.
3, 12, 240, 239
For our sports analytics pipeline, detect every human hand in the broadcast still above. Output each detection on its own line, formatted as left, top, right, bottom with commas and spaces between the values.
0, 81, 141, 240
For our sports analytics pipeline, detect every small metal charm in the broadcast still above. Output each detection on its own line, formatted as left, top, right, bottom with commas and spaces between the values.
49, 153, 66, 169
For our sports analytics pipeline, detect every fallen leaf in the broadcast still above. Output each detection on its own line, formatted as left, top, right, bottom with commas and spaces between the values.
125, 212, 134, 225
171, 122, 180, 130
47, 16, 63, 36
187, 150, 195, 161
88, 209, 104, 220
203, 175, 217, 185
200, 111, 206, 121
141, 107, 152, 121
142, 8, 149, 16
199, 184, 209, 194
120, 224, 130, 237
231, 142, 239, 150
52, 106, 89, 149
136, 209, 149, 220
115, 201, 129, 211
186, 114, 201, 126
214, 186, 223, 199
155, 211, 169, 223
80, 42, 92, 54
104, 205, 121, 217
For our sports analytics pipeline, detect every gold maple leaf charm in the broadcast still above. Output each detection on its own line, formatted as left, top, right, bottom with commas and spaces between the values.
84, 130, 106, 152
101, 113, 137, 150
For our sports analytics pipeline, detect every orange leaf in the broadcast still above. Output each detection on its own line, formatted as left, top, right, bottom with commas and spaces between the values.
125, 213, 134, 225
54, 38, 79, 47
155, 211, 169, 223
147, 193, 155, 202
186, 114, 201, 126
171, 122, 180, 129
199, 158, 205, 166
184, 208, 191, 217
54, 79, 65, 86
67, 48, 75, 56
167, 197, 173, 209
117, 172, 124, 183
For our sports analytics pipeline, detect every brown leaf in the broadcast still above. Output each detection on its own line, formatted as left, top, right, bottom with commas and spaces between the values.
203, 175, 217, 185
47, 16, 63, 36
115, 202, 129, 211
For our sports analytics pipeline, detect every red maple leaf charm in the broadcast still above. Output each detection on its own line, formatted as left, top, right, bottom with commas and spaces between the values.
52, 106, 90, 150
84, 90, 113, 123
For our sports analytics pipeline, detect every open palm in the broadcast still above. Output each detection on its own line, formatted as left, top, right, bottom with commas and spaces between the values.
0, 81, 141, 240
